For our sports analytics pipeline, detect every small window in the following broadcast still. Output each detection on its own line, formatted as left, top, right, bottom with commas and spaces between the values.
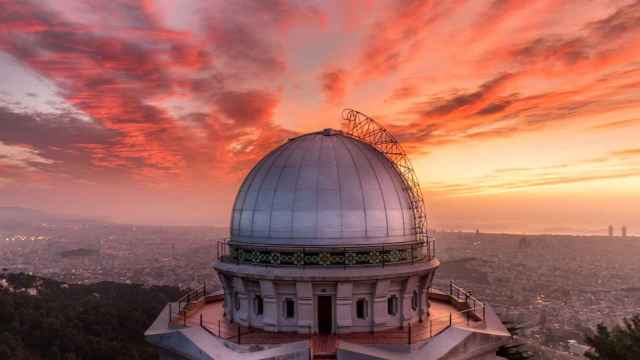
411, 291, 418, 311
387, 295, 398, 316
356, 298, 368, 319
284, 298, 295, 319
234, 292, 240, 310
254, 295, 264, 315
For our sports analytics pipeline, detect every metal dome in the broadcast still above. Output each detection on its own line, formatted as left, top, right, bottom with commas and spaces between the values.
230, 129, 417, 247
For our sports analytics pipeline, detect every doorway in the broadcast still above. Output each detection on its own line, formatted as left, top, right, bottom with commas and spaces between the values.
317, 296, 332, 334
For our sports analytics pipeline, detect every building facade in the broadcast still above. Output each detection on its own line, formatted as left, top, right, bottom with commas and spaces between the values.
146, 110, 511, 360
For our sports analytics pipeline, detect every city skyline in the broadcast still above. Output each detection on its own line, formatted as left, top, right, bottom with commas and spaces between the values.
1, 0, 640, 234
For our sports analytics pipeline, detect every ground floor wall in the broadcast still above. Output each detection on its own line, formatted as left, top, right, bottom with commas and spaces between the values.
217, 268, 437, 334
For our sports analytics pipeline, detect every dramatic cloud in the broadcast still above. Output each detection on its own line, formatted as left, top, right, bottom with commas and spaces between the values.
0, 0, 307, 187
1, 0, 639, 230
320, 68, 347, 104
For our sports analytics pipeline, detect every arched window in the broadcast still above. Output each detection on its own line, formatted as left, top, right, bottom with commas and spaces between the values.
356, 298, 368, 319
411, 290, 418, 311
234, 292, 240, 310
283, 298, 295, 319
387, 295, 398, 316
254, 295, 264, 315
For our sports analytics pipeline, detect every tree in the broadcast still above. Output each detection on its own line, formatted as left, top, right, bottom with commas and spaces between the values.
585, 315, 640, 360
0, 272, 182, 360
496, 320, 534, 360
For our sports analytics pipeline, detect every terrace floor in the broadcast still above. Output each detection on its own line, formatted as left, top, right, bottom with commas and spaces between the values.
178, 295, 484, 357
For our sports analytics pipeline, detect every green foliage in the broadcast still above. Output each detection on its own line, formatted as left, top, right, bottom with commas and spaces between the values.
497, 343, 533, 360
496, 320, 534, 360
0, 273, 182, 360
585, 315, 640, 360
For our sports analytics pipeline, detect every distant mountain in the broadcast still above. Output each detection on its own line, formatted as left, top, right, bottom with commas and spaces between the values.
0, 207, 62, 222
0, 206, 101, 225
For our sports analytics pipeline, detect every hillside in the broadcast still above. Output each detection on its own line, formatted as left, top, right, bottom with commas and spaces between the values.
0, 273, 181, 360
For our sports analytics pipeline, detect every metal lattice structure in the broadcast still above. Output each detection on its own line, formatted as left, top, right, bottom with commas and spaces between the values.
341, 108, 434, 258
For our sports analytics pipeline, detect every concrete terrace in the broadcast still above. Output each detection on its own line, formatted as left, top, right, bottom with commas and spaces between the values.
156, 288, 496, 358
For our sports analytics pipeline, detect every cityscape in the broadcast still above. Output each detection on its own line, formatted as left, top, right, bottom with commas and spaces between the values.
2, 208, 638, 358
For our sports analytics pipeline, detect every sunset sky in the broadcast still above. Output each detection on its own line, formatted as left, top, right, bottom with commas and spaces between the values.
1, 0, 639, 234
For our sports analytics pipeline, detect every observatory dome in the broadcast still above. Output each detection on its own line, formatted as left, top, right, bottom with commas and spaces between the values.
230, 129, 417, 247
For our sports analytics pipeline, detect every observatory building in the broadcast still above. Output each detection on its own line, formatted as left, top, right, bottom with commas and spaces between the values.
146, 110, 511, 359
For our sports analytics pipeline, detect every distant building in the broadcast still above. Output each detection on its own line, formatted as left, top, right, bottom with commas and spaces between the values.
608, 225, 614, 237
145, 112, 510, 359
622, 226, 627, 237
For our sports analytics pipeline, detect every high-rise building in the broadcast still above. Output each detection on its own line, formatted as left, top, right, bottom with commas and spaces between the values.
622, 226, 627, 237
609, 224, 614, 237
145, 110, 511, 359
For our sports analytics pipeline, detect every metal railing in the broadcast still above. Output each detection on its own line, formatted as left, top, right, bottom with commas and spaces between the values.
446, 281, 485, 322
193, 286, 484, 347
216, 238, 435, 268
168, 283, 208, 326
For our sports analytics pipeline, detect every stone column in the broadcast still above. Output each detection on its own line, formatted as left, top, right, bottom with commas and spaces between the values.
260, 280, 278, 331
418, 272, 433, 321
233, 277, 249, 325
373, 279, 390, 329
336, 282, 353, 333
217, 273, 233, 320
296, 282, 313, 333
401, 276, 418, 326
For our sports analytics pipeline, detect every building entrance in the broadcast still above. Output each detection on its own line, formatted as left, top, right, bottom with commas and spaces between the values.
317, 296, 332, 334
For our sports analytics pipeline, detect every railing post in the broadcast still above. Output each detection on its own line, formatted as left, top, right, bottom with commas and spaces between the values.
200, 313, 203, 327
408, 323, 412, 345
169, 303, 172, 324
218, 319, 221, 337
483, 305, 486, 322
449, 312, 452, 326
429, 319, 432, 337
184, 310, 187, 327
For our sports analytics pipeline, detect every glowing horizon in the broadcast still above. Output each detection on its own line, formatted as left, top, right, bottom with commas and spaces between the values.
1, 0, 639, 235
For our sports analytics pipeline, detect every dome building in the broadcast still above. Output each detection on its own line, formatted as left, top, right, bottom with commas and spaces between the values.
146, 110, 511, 360
214, 127, 437, 334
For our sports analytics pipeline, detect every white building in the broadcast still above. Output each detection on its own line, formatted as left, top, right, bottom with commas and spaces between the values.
146, 110, 511, 360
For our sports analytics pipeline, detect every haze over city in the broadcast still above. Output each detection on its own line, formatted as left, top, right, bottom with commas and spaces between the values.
1, 0, 640, 234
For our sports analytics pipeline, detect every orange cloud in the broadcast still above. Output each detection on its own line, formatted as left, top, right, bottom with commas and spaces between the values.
320, 68, 347, 104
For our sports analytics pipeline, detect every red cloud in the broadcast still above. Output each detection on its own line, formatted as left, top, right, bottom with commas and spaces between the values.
0, 0, 306, 189
320, 68, 347, 104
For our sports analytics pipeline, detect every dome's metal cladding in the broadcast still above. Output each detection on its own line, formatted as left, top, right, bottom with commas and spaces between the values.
230, 129, 417, 247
